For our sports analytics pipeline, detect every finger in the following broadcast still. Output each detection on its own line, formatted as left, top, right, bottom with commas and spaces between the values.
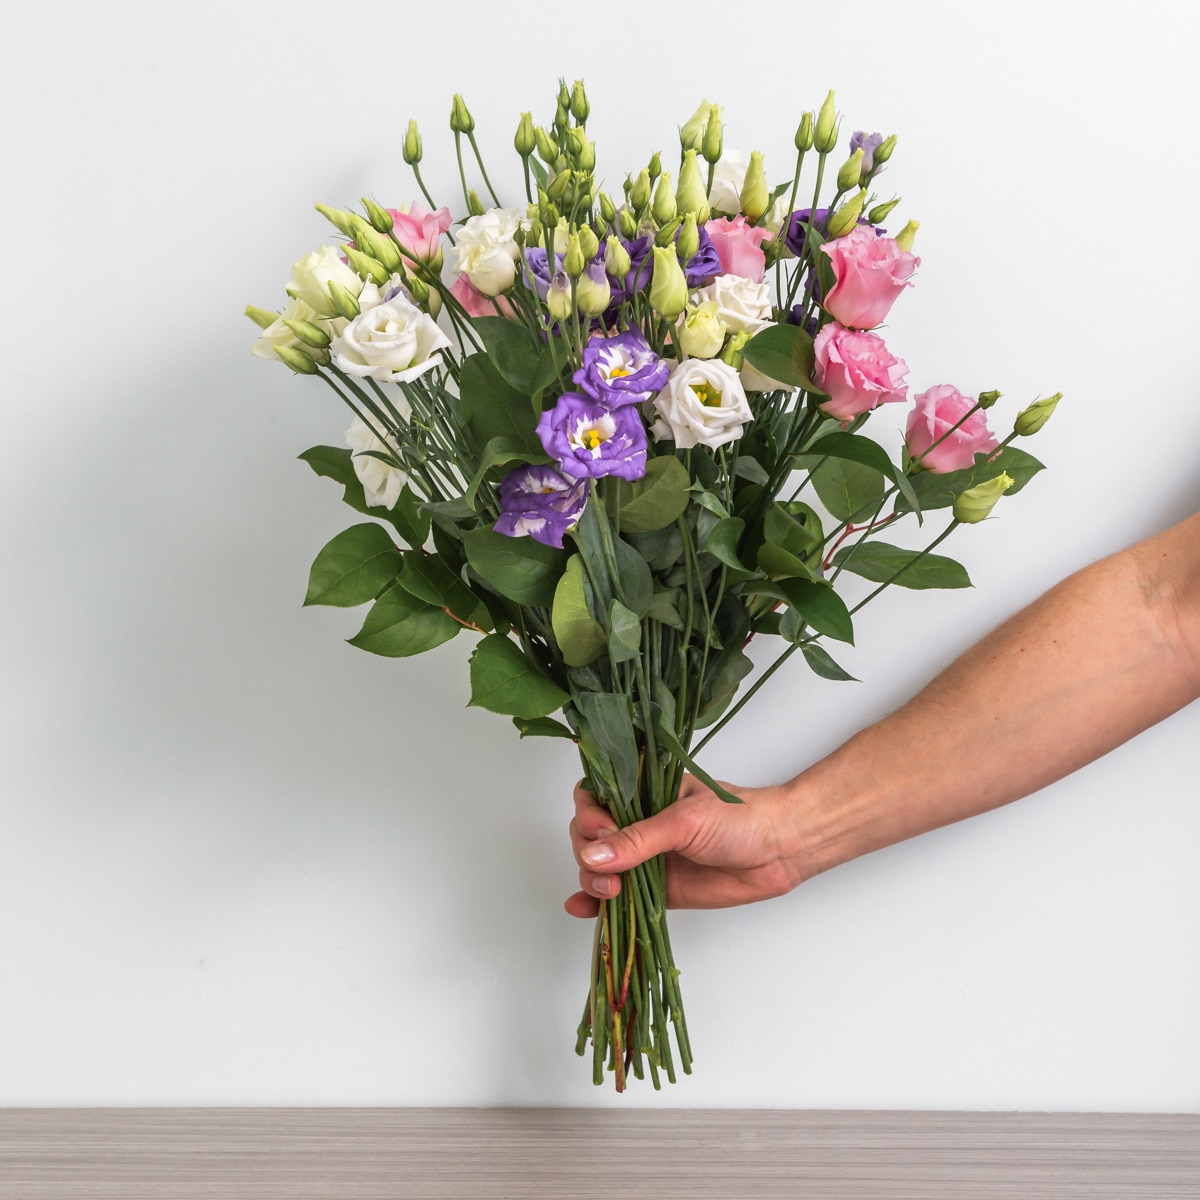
572, 782, 618, 840
578, 867, 620, 898
564, 890, 599, 919
577, 805, 688, 874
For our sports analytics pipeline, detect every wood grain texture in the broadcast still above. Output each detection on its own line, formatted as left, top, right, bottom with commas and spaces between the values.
1, 1109, 1197, 1199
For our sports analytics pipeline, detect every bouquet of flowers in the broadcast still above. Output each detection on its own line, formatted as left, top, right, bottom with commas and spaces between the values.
247, 81, 1059, 1091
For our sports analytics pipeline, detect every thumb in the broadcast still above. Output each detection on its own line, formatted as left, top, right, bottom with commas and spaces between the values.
578, 806, 688, 873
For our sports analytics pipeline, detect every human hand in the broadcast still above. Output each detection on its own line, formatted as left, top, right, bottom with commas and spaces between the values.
564, 774, 810, 917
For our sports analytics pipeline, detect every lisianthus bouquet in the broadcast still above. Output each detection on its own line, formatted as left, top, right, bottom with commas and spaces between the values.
247, 82, 1060, 1091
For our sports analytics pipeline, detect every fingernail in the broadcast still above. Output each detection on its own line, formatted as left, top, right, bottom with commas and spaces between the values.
581, 842, 614, 865
596, 826, 617, 838
593, 876, 615, 895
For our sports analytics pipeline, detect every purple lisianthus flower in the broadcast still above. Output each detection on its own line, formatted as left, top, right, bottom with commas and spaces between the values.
849, 131, 885, 175
620, 228, 723, 300
572, 329, 669, 407
521, 247, 560, 301
537, 391, 647, 481
494, 464, 588, 548
785, 208, 880, 258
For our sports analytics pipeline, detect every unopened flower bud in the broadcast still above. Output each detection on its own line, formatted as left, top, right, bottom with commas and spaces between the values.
356, 224, 402, 272
679, 99, 710, 152
361, 197, 394, 234
402, 120, 423, 166
343, 245, 390, 285
514, 112, 536, 158
649, 245, 688, 320
867, 197, 902, 225
283, 318, 332, 349
826, 190, 866, 238
676, 149, 711, 222
557, 80, 571, 109
702, 105, 723, 165
977, 389, 1002, 410
814, 90, 838, 154
1014, 392, 1062, 436
604, 235, 631, 278
406, 274, 430, 304
315, 203, 359, 238
534, 126, 556, 165
568, 129, 596, 171
953, 473, 1014, 524
450, 93, 474, 134
525, 213, 543, 247
554, 103, 569, 135
629, 168, 652, 212
795, 112, 814, 153
598, 191, 617, 225
563, 232, 587, 278
576, 259, 611, 316
546, 270, 573, 321
647, 151, 662, 185
274, 345, 320, 375
617, 207, 638, 239
654, 216, 682, 247
577, 225, 599, 261
467, 189, 485, 217
327, 281, 361, 320
720, 330, 752, 370
547, 169, 572, 207
837, 148, 865, 192
542, 200, 561, 229
571, 80, 589, 123
678, 299, 727, 359
676, 212, 700, 264
894, 219, 919, 253
739, 151, 769, 222
244, 304, 278, 330
652, 171, 678, 224
873, 134, 897, 166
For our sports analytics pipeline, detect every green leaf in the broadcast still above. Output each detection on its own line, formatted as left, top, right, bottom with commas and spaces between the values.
462, 527, 565, 607
458, 353, 541, 457
347, 585, 460, 657
757, 542, 815, 580
468, 634, 569, 718
779, 579, 854, 644
703, 517, 749, 571
802, 642, 858, 681
551, 555, 607, 667
807, 432, 922, 518
608, 455, 692, 534
646, 587, 685, 629
734, 456, 770, 485
653, 720, 744, 805
740, 323, 822, 392
693, 649, 754, 729
463, 436, 553, 509
299, 447, 429, 547
798, 453, 886, 523
304, 523, 401, 608
894, 446, 1046, 515
612, 536, 653, 617
607, 600, 641, 663
513, 715, 576, 740
832, 542, 972, 590
470, 317, 543, 393
575, 692, 640, 807
397, 553, 493, 628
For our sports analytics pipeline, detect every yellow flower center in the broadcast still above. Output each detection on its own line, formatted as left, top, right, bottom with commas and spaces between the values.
692, 382, 723, 407
582, 426, 607, 450
608, 366, 632, 379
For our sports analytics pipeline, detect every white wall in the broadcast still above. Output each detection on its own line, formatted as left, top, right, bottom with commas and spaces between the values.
2, 0, 1197, 1109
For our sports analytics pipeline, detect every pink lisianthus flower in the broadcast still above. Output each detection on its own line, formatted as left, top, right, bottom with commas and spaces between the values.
449, 274, 517, 319
387, 202, 453, 266
821, 226, 919, 330
905, 384, 999, 474
703, 215, 772, 283
812, 322, 909, 422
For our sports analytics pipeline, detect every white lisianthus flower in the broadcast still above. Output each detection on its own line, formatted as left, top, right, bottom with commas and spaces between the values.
651, 358, 753, 449
677, 300, 728, 359
286, 245, 363, 317
449, 207, 527, 296
331, 294, 452, 383
690, 275, 789, 391
346, 416, 408, 509
251, 295, 340, 363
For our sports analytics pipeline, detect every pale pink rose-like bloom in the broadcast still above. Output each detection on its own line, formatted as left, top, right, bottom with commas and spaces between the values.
387, 202, 453, 265
449, 274, 518, 319
821, 226, 920, 330
813, 322, 909, 422
905, 384, 999, 474
704, 215, 772, 284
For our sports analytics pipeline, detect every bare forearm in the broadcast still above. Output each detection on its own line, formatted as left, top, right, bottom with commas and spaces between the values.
787, 513, 1200, 880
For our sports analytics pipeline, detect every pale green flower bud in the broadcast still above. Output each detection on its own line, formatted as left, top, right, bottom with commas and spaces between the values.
676, 149, 711, 222
577, 225, 599, 262
894, 219, 920, 253
343, 245, 390, 285
826, 190, 867, 238
402, 120, 422, 166
739, 151, 769, 222
571, 80, 589, 123
617, 207, 639, 239
795, 112, 814, 153
525, 213, 543, 247
837, 148, 865, 192
534, 126, 556, 165
629, 168, 652, 212
542, 200, 561, 229
450, 93, 474, 134
652, 171, 678, 224
547, 270, 573, 322
649, 245, 688, 320
604, 235, 631, 278
814, 90, 838, 154
647, 151, 662, 185
355, 224, 402, 273
598, 191, 617, 225
977, 389, 1002, 410
514, 112, 536, 158
1014, 392, 1062, 436
867, 197, 902, 225
576, 260, 611, 317
563, 232, 587, 278
406, 274, 430, 304
678, 299, 727, 359
361, 197, 394, 234
568, 128, 596, 171
274, 344, 320, 374
720, 330, 752, 370
702, 105, 723, 165
244, 304, 278, 330
953, 473, 1014, 524
654, 216, 682, 247
554, 102, 569, 135
283, 318, 332, 348
676, 212, 700, 264
315, 204, 359, 238
327, 281, 361, 320
467, 189, 485, 217
546, 169, 572, 208
873, 134, 897, 166
679, 99, 710, 153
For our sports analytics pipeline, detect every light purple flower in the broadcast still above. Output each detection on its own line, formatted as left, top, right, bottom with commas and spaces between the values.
849, 131, 886, 175
537, 392, 648, 481
494, 464, 588, 548
572, 329, 669, 407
